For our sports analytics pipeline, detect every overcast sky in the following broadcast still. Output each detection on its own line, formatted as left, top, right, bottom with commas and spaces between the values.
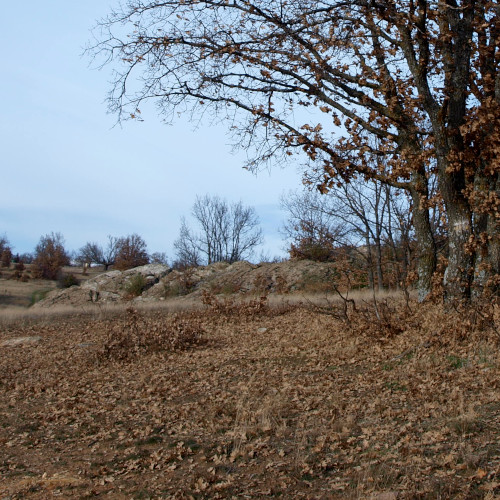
1, 1, 303, 261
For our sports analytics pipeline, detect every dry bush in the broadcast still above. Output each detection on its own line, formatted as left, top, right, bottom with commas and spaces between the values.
98, 307, 206, 362
124, 274, 147, 298
201, 289, 269, 319
416, 298, 500, 343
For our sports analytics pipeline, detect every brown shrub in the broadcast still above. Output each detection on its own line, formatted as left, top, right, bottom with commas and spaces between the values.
201, 289, 269, 319
98, 308, 206, 362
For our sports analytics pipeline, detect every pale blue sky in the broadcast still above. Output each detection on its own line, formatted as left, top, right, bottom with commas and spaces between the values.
1, 1, 302, 260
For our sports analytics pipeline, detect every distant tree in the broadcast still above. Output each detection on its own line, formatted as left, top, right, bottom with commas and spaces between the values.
0, 235, 12, 268
280, 191, 347, 263
173, 219, 202, 269
282, 180, 417, 291
31, 232, 70, 280
149, 252, 169, 266
174, 195, 263, 266
19, 252, 34, 265
77, 236, 121, 271
114, 234, 149, 270
76, 242, 102, 266
1, 248, 13, 268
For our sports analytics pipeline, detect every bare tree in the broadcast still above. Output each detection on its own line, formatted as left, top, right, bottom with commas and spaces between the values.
89, 1, 500, 300
149, 252, 169, 266
77, 236, 121, 271
280, 190, 347, 262
282, 179, 415, 290
174, 195, 263, 266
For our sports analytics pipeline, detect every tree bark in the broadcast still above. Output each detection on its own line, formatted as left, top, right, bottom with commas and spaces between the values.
409, 185, 436, 302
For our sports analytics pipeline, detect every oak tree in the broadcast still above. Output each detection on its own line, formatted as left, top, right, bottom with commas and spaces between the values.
115, 234, 150, 270
89, 1, 500, 300
31, 232, 71, 280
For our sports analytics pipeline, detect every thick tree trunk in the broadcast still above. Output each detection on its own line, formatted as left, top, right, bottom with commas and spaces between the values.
409, 182, 436, 302
439, 167, 474, 300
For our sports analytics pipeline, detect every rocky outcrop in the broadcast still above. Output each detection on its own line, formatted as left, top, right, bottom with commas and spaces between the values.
32, 264, 171, 308
141, 259, 338, 301
32, 260, 338, 309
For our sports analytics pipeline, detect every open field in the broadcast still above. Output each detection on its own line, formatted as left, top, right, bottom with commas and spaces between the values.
0, 265, 104, 310
0, 296, 499, 499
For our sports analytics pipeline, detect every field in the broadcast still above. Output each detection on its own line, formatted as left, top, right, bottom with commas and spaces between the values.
0, 288, 499, 499
0, 265, 103, 310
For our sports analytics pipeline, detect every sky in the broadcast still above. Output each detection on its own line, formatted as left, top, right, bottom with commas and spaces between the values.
0, 1, 303, 261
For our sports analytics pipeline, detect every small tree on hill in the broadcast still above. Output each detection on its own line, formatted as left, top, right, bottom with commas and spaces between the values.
174, 195, 263, 266
77, 235, 121, 271
149, 252, 169, 266
31, 232, 70, 280
114, 234, 149, 270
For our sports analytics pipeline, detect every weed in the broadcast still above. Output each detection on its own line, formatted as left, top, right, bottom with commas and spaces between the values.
125, 274, 147, 298
30, 289, 51, 306
447, 355, 468, 370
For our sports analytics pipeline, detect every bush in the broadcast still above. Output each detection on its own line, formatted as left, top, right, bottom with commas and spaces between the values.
289, 240, 335, 262
57, 273, 80, 289
1, 248, 12, 268
99, 308, 205, 362
125, 274, 147, 298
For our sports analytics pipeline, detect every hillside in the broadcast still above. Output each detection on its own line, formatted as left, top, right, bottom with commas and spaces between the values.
31, 260, 343, 309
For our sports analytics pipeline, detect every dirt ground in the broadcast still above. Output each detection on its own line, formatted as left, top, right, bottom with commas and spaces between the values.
0, 297, 499, 499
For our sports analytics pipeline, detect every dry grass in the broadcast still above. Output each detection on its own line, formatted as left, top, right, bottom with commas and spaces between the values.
0, 297, 499, 499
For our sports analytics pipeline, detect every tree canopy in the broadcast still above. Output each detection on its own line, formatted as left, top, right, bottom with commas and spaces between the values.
89, 0, 500, 300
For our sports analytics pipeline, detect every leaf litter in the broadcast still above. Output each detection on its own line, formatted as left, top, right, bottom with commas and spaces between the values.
0, 297, 499, 499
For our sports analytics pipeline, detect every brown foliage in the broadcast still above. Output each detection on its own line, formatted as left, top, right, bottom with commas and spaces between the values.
201, 289, 269, 319
114, 234, 149, 270
0, 300, 499, 498
31, 233, 70, 280
99, 307, 206, 362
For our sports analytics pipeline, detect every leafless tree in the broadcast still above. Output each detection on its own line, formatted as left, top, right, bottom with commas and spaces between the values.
77, 235, 121, 271
174, 195, 263, 266
282, 179, 415, 290
149, 252, 169, 266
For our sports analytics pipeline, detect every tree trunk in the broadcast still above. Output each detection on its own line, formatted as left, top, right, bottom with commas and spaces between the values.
439, 168, 474, 300
409, 182, 436, 302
